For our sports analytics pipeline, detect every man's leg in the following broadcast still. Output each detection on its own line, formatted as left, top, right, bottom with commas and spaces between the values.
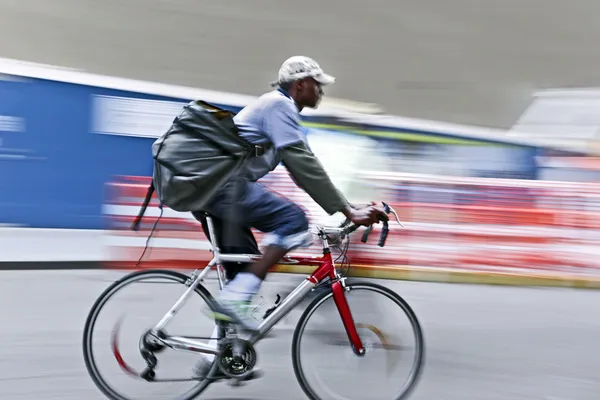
190, 210, 264, 380
207, 180, 311, 329
192, 210, 260, 344
192, 211, 261, 281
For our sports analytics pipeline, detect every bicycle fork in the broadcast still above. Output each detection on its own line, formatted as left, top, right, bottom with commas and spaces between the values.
331, 278, 365, 356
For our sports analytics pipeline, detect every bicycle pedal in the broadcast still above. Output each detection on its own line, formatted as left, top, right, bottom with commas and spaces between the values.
261, 294, 281, 319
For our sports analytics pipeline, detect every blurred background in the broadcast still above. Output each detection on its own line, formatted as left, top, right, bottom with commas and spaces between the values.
1, 1, 600, 400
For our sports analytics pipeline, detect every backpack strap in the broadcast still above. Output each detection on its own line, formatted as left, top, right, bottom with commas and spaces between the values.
131, 181, 156, 231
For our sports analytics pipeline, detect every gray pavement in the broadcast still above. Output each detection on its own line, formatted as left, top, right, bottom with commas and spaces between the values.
1, 269, 600, 399
1, 1, 600, 128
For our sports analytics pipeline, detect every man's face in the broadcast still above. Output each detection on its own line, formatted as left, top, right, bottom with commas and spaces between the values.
296, 78, 324, 108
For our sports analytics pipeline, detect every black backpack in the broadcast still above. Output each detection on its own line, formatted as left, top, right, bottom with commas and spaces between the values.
131, 100, 267, 230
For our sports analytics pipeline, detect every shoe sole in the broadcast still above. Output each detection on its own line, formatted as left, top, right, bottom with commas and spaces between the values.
205, 306, 260, 334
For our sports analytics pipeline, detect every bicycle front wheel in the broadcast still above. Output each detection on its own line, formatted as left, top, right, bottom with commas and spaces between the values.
291, 280, 425, 400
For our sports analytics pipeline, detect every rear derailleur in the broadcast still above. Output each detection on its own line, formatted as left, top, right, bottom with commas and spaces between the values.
139, 329, 167, 381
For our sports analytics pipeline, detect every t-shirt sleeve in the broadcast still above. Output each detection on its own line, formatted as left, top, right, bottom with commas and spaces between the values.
262, 99, 305, 149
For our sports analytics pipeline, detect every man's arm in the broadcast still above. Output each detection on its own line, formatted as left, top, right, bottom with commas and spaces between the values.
279, 140, 354, 216
263, 98, 383, 223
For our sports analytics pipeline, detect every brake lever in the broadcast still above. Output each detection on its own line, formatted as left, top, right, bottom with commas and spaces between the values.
375, 202, 402, 248
361, 225, 373, 243
340, 202, 403, 242
386, 203, 404, 227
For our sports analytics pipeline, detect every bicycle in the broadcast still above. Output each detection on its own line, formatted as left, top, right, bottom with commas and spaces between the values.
82, 202, 425, 400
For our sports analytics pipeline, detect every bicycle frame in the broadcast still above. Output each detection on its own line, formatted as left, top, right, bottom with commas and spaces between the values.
150, 215, 366, 356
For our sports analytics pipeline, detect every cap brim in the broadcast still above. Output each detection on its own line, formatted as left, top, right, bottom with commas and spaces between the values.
314, 73, 335, 85
270, 72, 335, 88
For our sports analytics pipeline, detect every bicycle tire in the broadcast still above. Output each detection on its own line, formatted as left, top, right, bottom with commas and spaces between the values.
82, 269, 220, 400
291, 280, 425, 400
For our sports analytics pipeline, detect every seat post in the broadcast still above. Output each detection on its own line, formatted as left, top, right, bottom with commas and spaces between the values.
204, 213, 228, 290
204, 214, 221, 258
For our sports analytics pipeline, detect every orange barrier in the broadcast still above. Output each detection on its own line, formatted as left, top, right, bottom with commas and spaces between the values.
103, 170, 600, 275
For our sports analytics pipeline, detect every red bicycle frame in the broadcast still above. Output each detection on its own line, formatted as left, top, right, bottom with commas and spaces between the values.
281, 250, 365, 355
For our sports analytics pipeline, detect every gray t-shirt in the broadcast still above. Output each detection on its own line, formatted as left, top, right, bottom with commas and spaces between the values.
234, 89, 308, 181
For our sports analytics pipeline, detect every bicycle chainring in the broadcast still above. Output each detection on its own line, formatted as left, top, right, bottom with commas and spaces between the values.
217, 338, 257, 380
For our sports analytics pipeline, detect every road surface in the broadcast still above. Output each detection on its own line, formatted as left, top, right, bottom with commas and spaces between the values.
1, 269, 599, 399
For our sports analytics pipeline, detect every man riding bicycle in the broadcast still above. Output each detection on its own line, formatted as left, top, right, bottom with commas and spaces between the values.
192, 55, 388, 379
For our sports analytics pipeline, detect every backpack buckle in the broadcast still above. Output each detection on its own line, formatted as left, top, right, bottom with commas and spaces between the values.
254, 145, 265, 157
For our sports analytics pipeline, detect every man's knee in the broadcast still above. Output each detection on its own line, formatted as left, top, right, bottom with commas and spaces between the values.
284, 203, 310, 234
262, 203, 311, 251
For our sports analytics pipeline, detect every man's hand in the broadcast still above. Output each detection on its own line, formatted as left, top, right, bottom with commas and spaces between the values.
342, 202, 389, 227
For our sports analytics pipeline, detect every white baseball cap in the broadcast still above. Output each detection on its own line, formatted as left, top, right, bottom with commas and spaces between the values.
271, 56, 336, 87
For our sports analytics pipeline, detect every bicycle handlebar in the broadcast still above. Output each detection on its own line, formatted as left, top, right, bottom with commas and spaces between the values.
337, 202, 402, 248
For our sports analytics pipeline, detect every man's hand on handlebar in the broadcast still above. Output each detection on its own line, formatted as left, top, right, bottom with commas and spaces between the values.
338, 202, 400, 247
342, 201, 389, 227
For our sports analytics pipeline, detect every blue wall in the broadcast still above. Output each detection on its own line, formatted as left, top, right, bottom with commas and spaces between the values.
0, 75, 547, 230
0, 77, 185, 229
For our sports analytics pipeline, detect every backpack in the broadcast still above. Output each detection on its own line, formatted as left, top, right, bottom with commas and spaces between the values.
131, 100, 267, 230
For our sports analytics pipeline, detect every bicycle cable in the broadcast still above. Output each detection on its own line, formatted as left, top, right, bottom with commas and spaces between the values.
134, 205, 163, 269
333, 233, 351, 278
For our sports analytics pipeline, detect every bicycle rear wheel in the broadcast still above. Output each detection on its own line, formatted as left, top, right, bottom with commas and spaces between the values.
82, 269, 220, 400
291, 280, 425, 400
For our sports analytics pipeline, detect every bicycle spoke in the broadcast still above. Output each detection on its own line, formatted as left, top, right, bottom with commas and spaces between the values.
292, 281, 425, 400
82, 269, 222, 400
